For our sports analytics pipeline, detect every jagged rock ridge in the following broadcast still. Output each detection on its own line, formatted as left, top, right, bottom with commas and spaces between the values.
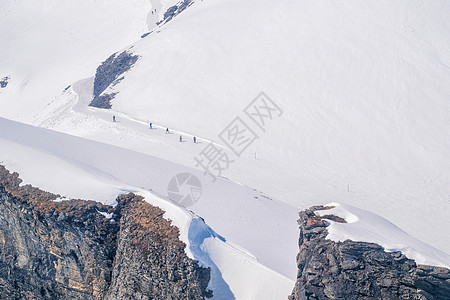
0, 165, 211, 299
290, 206, 450, 300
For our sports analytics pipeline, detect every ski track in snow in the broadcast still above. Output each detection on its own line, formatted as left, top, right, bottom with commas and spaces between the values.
72, 77, 230, 150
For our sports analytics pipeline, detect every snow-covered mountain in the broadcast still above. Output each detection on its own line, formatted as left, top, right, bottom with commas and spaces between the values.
1, 0, 450, 299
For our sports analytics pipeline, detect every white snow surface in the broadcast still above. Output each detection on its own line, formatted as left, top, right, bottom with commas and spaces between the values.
1, 0, 450, 298
0, 0, 151, 121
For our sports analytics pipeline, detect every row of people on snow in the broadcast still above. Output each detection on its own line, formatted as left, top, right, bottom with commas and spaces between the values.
113, 115, 197, 143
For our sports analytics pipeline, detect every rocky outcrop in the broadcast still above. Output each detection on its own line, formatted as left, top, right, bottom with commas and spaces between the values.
157, 0, 194, 26
0, 76, 9, 88
89, 51, 139, 109
290, 206, 450, 300
0, 165, 211, 299
140, 0, 194, 38
105, 194, 211, 299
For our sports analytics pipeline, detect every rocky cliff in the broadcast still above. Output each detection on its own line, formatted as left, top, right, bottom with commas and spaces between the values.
290, 206, 450, 300
0, 165, 211, 299
104, 193, 211, 299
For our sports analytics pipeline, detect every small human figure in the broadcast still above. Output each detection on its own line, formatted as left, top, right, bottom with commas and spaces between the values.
193, 136, 197, 143
166, 128, 169, 134
149, 122, 152, 129
179, 135, 182, 142
113, 115, 116, 122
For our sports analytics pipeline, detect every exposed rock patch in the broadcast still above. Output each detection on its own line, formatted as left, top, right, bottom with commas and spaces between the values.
289, 206, 450, 300
0, 76, 9, 88
0, 165, 211, 299
89, 51, 139, 109
157, 0, 194, 26
141, 31, 152, 38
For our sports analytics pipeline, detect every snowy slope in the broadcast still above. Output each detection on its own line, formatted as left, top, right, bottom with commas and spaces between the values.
0, 0, 151, 121
0, 116, 296, 299
1, 0, 450, 298
57, 0, 450, 254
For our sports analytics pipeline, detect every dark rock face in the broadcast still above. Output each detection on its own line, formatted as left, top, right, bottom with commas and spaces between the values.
105, 194, 212, 300
0, 76, 9, 88
0, 166, 117, 299
290, 206, 450, 300
141, 31, 152, 39
0, 165, 211, 299
89, 51, 139, 109
157, 0, 194, 26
